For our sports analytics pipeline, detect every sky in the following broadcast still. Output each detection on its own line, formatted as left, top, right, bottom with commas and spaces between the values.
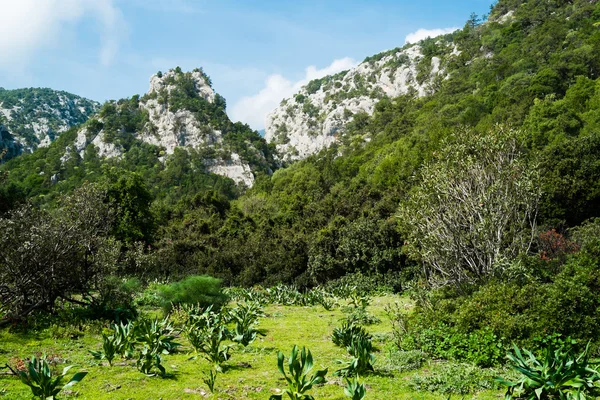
0, 0, 492, 130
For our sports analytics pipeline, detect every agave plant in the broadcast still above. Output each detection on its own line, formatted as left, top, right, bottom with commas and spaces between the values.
203, 368, 218, 393
89, 334, 118, 366
270, 345, 328, 400
184, 306, 232, 371
332, 321, 372, 349
11, 355, 87, 399
90, 321, 136, 365
497, 342, 600, 399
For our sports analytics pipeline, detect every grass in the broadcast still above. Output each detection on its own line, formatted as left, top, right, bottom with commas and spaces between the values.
0, 295, 505, 399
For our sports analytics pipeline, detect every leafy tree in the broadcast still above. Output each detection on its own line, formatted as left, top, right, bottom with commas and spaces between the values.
398, 126, 541, 287
0, 184, 119, 322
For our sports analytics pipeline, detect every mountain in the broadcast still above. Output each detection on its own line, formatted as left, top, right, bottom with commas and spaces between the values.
265, 41, 454, 160
0, 68, 275, 210
0, 88, 100, 161
263, 7, 525, 161
2, 0, 600, 288
62, 68, 271, 187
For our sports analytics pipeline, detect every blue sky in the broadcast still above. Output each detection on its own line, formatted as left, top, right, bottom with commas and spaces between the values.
0, 0, 492, 129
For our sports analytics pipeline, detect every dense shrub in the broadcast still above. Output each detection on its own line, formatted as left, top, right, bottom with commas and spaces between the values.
157, 275, 227, 314
393, 250, 600, 365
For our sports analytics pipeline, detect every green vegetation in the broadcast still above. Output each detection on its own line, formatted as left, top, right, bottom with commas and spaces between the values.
9, 355, 87, 400
0, 87, 99, 156
270, 345, 328, 400
498, 343, 600, 399
156, 275, 227, 314
3, 0, 600, 398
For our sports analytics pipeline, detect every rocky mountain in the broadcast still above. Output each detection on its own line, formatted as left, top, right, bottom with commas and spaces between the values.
264, 11, 519, 161
59, 67, 272, 187
0, 88, 99, 161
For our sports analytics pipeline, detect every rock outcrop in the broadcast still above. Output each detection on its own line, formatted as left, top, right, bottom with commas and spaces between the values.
265, 39, 456, 161
68, 68, 270, 187
0, 88, 99, 161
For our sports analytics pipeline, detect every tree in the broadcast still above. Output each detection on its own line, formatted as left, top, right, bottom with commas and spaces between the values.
0, 184, 119, 322
397, 126, 541, 288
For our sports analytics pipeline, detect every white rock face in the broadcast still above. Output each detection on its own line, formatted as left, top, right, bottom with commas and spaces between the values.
0, 90, 99, 155
69, 69, 260, 187
139, 71, 219, 155
265, 42, 452, 161
206, 153, 255, 187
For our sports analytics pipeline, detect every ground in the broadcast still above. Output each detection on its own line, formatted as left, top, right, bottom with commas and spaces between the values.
0, 296, 505, 399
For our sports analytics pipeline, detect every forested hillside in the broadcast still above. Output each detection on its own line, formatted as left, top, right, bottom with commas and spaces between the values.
2, 0, 600, 366
0, 88, 99, 161
3, 0, 600, 398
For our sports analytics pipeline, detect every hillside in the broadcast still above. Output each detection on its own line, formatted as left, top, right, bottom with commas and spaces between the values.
0, 68, 275, 212
265, 38, 455, 160
4, 1, 600, 398
0, 88, 99, 161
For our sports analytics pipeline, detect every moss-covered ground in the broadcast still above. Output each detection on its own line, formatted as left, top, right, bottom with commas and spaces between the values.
0, 296, 505, 399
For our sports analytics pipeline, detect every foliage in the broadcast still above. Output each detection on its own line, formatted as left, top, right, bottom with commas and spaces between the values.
228, 301, 265, 346
0, 184, 119, 322
157, 275, 227, 314
335, 335, 376, 377
497, 343, 600, 400
135, 317, 180, 376
203, 368, 218, 393
270, 345, 328, 400
409, 362, 502, 395
11, 355, 87, 399
344, 376, 367, 399
332, 321, 372, 349
183, 306, 231, 371
89, 334, 118, 366
399, 126, 541, 288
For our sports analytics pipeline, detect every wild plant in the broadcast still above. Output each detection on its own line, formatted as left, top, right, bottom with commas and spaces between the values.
332, 321, 372, 349
348, 288, 371, 310
113, 320, 136, 358
269, 345, 327, 400
229, 302, 265, 347
497, 342, 600, 399
89, 334, 118, 366
89, 320, 135, 365
184, 307, 231, 371
335, 336, 375, 377
344, 376, 367, 399
135, 317, 180, 376
203, 368, 218, 393
11, 355, 87, 399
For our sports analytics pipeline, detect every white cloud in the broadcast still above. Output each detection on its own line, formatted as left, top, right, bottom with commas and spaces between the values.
0, 0, 125, 70
404, 27, 459, 44
230, 57, 357, 130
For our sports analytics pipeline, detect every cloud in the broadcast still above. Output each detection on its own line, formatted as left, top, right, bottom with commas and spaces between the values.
0, 0, 125, 70
128, 0, 202, 13
230, 57, 357, 130
404, 27, 459, 44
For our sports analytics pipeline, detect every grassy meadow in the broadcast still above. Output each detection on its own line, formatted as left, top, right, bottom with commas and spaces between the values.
0, 295, 507, 399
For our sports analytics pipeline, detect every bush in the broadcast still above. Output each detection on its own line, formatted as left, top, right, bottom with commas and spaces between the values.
393, 250, 600, 365
157, 275, 227, 314
88, 276, 140, 323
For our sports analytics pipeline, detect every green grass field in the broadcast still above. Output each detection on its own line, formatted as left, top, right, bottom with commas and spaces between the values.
0, 296, 505, 399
